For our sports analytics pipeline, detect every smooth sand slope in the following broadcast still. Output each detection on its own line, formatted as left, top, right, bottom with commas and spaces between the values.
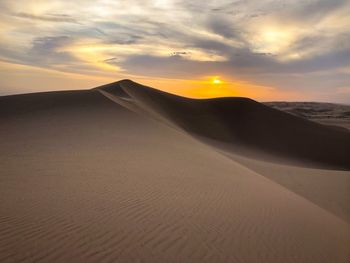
100, 80, 350, 170
0, 81, 349, 263
101, 80, 350, 221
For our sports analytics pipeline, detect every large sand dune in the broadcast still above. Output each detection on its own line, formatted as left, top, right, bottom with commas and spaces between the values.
0, 80, 349, 262
100, 80, 350, 170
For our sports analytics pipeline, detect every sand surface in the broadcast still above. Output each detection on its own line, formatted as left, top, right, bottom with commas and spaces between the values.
1, 80, 349, 262
101, 80, 350, 170
265, 101, 350, 130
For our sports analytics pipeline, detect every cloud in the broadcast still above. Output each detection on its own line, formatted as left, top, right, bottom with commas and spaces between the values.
29, 36, 74, 63
206, 16, 242, 40
0, 35, 77, 71
287, 0, 348, 22
12, 12, 78, 23
0, 0, 349, 102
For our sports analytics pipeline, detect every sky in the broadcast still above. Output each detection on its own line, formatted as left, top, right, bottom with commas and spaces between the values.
0, 0, 350, 102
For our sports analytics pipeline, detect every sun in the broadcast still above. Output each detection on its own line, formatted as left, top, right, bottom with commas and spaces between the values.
212, 78, 222, 85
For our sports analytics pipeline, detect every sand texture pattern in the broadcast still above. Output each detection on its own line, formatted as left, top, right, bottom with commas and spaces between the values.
1, 80, 349, 263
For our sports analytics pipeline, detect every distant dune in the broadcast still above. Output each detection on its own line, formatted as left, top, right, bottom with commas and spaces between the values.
265, 101, 350, 130
1, 80, 349, 263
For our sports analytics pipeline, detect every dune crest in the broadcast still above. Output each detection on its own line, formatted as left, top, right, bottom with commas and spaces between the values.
98, 80, 350, 170
1, 83, 349, 263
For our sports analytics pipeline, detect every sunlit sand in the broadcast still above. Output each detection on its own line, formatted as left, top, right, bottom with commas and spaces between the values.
1, 80, 349, 263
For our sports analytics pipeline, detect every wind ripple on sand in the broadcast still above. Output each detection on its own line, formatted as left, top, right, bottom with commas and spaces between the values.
0, 89, 349, 263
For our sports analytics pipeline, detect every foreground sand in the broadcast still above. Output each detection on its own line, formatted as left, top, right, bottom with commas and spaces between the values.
0, 81, 349, 262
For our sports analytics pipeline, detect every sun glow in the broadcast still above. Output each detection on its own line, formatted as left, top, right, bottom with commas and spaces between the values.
212, 78, 222, 85
250, 25, 298, 55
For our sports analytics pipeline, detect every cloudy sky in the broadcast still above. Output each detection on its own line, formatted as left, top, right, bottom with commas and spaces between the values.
1, 0, 349, 102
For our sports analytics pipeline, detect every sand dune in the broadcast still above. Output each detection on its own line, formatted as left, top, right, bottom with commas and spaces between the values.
265, 101, 350, 130
226, 151, 350, 222
100, 80, 350, 170
1, 81, 349, 263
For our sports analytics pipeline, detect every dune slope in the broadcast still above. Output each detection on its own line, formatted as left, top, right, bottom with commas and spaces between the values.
99, 80, 350, 223
99, 80, 350, 170
0, 86, 349, 263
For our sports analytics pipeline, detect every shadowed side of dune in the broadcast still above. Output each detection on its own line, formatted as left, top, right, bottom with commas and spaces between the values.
1, 89, 350, 263
98, 80, 350, 170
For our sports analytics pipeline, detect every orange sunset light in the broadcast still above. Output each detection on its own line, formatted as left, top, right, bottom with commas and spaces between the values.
212, 77, 222, 85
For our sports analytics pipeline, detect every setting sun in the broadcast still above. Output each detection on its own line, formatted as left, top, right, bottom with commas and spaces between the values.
212, 78, 222, 84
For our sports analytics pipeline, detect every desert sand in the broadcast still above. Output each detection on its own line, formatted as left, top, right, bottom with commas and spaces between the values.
265, 101, 350, 130
0, 80, 349, 263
